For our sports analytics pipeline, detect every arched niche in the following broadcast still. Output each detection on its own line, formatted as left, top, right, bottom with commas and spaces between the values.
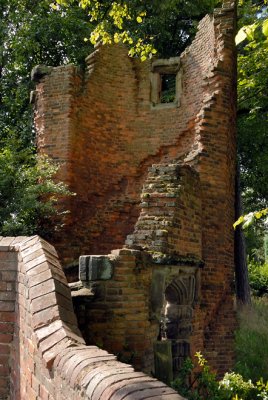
160, 272, 198, 374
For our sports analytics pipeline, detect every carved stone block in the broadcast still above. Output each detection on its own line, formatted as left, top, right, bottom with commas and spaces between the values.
79, 255, 113, 282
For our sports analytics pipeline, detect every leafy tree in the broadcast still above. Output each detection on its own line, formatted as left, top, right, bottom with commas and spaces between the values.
57, 0, 220, 59
234, 1, 268, 279
0, 0, 94, 145
0, 137, 72, 237
236, 0, 268, 213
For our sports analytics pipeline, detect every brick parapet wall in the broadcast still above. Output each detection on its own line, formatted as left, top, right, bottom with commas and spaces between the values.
0, 236, 182, 400
0, 237, 22, 400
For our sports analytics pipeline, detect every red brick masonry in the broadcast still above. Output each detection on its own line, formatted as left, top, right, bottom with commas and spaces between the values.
0, 236, 183, 400
33, 0, 237, 380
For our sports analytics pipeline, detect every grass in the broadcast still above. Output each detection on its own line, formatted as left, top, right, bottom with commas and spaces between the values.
235, 297, 268, 382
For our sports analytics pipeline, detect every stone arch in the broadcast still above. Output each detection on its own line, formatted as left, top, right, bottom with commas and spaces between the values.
161, 273, 197, 374
165, 275, 196, 305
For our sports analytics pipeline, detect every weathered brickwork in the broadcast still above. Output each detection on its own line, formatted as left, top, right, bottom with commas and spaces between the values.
34, 6, 234, 266
0, 236, 182, 400
0, 237, 20, 400
125, 164, 202, 259
33, 0, 237, 379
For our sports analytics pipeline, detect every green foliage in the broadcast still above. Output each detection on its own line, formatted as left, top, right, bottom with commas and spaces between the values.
248, 261, 268, 296
234, 209, 268, 229
0, 0, 219, 152
171, 357, 194, 398
235, 1, 268, 263
0, 0, 221, 144
235, 298, 268, 382
57, 0, 220, 59
0, 0, 93, 143
220, 372, 263, 400
172, 351, 268, 399
237, 0, 268, 212
0, 138, 72, 237
171, 353, 227, 400
238, 113, 268, 213
244, 224, 266, 262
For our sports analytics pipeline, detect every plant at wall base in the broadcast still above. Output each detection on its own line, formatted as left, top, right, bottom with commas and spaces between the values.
219, 372, 268, 400
171, 353, 225, 400
0, 138, 73, 237
171, 352, 268, 399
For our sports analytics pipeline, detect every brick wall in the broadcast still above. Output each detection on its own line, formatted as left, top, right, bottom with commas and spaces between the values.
75, 248, 158, 374
33, 4, 233, 267
0, 237, 20, 399
33, 0, 237, 377
125, 164, 202, 260
0, 236, 182, 400
74, 250, 203, 377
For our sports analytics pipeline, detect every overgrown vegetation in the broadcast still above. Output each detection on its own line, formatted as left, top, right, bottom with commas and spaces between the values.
235, 298, 268, 382
0, 137, 73, 237
172, 351, 268, 400
57, 0, 219, 59
171, 354, 224, 400
237, 0, 268, 230
248, 261, 268, 296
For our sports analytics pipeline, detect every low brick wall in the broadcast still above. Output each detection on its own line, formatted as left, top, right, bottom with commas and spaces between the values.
0, 236, 183, 400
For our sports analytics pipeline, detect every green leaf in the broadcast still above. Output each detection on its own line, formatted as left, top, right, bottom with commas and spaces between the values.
233, 215, 245, 229
262, 19, 268, 37
136, 16, 142, 23
254, 211, 263, 219
236, 27, 247, 45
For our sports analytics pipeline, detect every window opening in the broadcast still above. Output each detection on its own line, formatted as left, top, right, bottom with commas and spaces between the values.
150, 57, 181, 108
160, 74, 176, 103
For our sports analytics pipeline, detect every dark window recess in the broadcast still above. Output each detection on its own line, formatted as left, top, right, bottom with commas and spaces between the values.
160, 74, 176, 103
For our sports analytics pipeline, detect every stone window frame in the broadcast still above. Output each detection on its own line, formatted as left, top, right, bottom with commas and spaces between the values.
150, 57, 182, 109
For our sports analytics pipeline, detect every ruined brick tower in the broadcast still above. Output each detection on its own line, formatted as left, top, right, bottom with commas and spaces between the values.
32, 1, 237, 379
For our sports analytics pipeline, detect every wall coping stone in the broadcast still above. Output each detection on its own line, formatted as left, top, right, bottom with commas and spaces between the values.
1, 236, 185, 400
